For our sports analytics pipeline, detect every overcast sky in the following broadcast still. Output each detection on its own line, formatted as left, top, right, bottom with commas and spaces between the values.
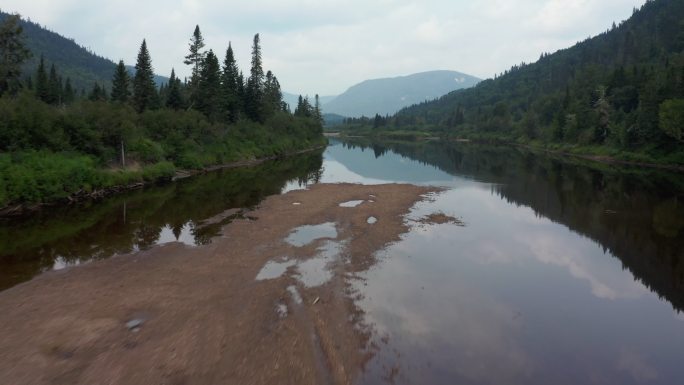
1, 0, 646, 96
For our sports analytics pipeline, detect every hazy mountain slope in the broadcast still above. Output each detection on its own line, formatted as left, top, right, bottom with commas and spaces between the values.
282, 92, 336, 111
323, 70, 480, 117
0, 11, 167, 92
394, 0, 684, 157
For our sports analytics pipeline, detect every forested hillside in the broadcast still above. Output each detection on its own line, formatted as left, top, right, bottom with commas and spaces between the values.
0, 16, 324, 211
0, 11, 166, 93
372, 0, 684, 164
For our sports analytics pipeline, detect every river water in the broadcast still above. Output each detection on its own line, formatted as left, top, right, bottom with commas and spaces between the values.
1, 138, 683, 384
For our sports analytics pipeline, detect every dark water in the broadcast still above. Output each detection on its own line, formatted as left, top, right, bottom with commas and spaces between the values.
0, 152, 323, 290
2, 139, 684, 384
322, 139, 684, 385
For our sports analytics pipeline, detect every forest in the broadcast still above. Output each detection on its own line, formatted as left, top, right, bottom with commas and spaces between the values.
0, 16, 325, 210
341, 0, 684, 165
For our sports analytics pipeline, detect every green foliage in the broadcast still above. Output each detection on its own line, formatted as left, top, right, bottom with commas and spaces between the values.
196, 50, 222, 121
221, 43, 240, 122
0, 13, 31, 96
245, 33, 264, 122
111, 60, 130, 103
348, 0, 684, 163
165, 68, 183, 110
132, 39, 157, 112
0, 22, 324, 208
659, 99, 684, 142
184, 25, 206, 104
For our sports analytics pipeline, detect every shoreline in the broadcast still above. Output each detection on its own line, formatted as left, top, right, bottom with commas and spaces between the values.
0, 145, 326, 218
335, 133, 684, 173
0, 182, 442, 385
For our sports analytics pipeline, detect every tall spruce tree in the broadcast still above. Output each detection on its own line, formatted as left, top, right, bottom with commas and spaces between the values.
221, 43, 240, 122
132, 39, 157, 112
47, 63, 60, 104
111, 60, 131, 103
314, 94, 323, 124
63, 77, 75, 104
245, 33, 264, 121
197, 49, 222, 121
35, 55, 49, 102
166, 68, 183, 110
184, 25, 206, 106
263, 70, 283, 118
0, 14, 31, 96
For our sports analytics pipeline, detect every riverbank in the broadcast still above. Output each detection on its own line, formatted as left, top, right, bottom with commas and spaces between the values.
335, 132, 684, 172
0, 182, 444, 385
0, 145, 326, 218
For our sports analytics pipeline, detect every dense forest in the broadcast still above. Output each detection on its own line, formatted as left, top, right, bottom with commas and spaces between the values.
0, 10, 167, 92
342, 0, 684, 165
0, 15, 324, 210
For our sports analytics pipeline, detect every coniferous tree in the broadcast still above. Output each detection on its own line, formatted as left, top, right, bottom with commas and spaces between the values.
314, 94, 323, 124
89, 82, 108, 101
184, 25, 206, 106
197, 49, 222, 121
263, 70, 283, 118
47, 63, 60, 104
166, 68, 184, 110
35, 55, 49, 103
0, 14, 31, 96
245, 33, 264, 121
111, 60, 131, 103
132, 39, 157, 112
63, 77, 75, 103
221, 43, 240, 122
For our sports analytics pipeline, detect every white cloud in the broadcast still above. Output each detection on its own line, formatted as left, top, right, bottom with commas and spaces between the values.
1, 0, 646, 95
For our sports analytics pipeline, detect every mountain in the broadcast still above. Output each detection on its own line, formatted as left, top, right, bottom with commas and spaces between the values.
323, 70, 480, 118
282, 92, 336, 112
0, 11, 167, 93
393, 0, 684, 158
322, 113, 346, 128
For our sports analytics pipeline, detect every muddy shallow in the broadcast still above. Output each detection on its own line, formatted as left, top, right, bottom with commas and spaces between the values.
0, 183, 442, 385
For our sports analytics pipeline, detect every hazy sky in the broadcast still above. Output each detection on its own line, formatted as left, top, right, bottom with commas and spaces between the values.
1, 0, 646, 96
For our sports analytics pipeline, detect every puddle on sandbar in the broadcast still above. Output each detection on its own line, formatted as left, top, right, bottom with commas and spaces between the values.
285, 222, 338, 247
287, 285, 303, 304
295, 241, 343, 288
293, 202, 302, 206
339, 200, 365, 208
257, 240, 345, 289
255, 259, 296, 280
276, 303, 288, 318
367, 216, 378, 224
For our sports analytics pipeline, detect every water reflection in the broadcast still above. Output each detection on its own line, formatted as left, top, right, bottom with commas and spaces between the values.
0, 151, 324, 290
326, 138, 684, 384
333, 138, 684, 313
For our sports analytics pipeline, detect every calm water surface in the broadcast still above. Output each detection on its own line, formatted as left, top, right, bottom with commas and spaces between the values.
2, 139, 684, 384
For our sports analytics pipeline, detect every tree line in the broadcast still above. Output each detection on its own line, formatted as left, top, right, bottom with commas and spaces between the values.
0, 15, 325, 208
341, 0, 684, 164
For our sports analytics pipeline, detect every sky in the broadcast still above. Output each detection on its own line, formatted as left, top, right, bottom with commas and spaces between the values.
1, 0, 647, 96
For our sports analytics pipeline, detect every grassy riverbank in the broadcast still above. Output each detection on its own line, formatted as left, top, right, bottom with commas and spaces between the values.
0, 96, 326, 211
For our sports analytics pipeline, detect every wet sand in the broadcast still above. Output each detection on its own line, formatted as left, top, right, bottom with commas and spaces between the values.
0, 183, 441, 385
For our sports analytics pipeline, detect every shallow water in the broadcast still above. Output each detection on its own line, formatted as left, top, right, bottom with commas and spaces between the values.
2, 138, 684, 384
285, 222, 338, 247
327, 139, 684, 385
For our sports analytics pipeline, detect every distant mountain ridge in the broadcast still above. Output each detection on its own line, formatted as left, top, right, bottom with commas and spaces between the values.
323, 70, 480, 117
0, 11, 167, 93
393, 0, 684, 159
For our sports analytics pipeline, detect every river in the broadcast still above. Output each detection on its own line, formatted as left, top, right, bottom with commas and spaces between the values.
1, 138, 683, 384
